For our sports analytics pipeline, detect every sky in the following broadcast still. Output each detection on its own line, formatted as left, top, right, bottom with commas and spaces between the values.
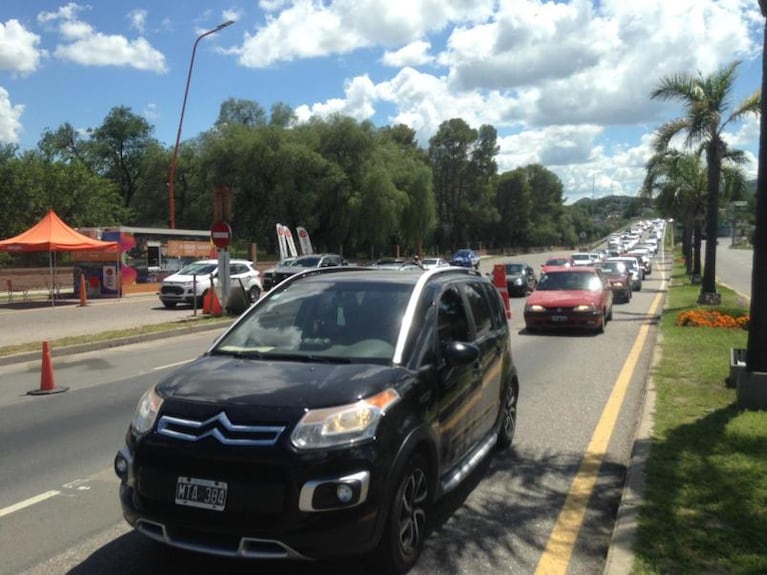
0, 0, 764, 204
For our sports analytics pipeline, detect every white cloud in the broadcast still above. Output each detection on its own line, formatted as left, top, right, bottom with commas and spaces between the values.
237, 0, 496, 67
284, 0, 760, 202
128, 9, 148, 34
0, 86, 24, 144
0, 19, 45, 74
381, 40, 434, 67
295, 75, 378, 121
38, 3, 167, 73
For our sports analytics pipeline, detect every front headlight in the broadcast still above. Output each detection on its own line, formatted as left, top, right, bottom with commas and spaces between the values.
526, 304, 545, 312
513, 278, 523, 286
574, 304, 597, 312
291, 389, 400, 450
131, 387, 164, 435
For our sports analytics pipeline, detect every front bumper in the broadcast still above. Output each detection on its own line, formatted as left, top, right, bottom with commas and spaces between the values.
524, 310, 604, 330
114, 441, 387, 560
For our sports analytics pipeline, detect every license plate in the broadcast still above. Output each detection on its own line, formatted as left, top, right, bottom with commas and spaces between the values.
175, 476, 228, 511
552, 315, 568, 322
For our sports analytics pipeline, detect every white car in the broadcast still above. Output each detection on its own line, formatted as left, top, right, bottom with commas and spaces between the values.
159, 259, 262, 308
421, 257, 449, 270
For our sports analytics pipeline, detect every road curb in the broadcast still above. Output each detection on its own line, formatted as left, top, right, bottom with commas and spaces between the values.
0, 319, 232, 367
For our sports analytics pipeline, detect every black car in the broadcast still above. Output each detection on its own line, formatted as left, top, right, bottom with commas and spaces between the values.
503, 262, 537, 296
265, 253, 346, 290
115, 266, 519, 573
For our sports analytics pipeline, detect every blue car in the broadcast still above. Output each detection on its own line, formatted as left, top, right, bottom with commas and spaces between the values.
450, 248, 481, 269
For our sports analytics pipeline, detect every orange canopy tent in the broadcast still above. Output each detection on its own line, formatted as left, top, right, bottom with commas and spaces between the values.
0, 209, 119, 304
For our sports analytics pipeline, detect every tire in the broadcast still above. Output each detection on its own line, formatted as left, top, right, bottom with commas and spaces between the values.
247, 285, 261, 303
497, 382, 518, 449
597, 312, 606, 334
607, 303, 613, 321
375, 454, 430, 574
162, 301, 177, 308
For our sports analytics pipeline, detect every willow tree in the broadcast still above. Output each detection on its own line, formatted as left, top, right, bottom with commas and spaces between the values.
651, 62, 760, 303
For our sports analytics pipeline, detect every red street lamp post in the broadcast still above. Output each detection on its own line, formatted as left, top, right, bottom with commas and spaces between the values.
168, 20, 235, 229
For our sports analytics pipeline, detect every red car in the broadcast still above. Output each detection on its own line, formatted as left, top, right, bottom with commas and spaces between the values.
598, 260, 633, 303
524, 266, 613, 333
540, 255, 574, 274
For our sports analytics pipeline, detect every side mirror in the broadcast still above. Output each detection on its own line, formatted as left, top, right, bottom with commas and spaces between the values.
443, 340, 480, 366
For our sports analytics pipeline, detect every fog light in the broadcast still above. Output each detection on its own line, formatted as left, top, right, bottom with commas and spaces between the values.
114, 453, 128, 478
336, 483, 354, 504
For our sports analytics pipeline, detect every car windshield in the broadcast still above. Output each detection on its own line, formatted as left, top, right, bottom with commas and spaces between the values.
601, 261, 626, 274
177, 262, 217, 275
537, 271, 602, 291
505, 264, 524, 273
215, 279, 415, 361
546, 258, 571, 266
291, 256, 322, 268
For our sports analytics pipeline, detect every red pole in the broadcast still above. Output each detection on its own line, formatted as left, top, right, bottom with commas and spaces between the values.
79, 273, 87, 307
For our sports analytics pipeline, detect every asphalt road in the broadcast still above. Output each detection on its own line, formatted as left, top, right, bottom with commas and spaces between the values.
0, 248, 671, 575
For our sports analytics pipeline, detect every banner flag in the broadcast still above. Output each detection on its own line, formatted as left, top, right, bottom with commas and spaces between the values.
284, 227, 298, 257
296, 226, 314, 255
276, 223, 289, 261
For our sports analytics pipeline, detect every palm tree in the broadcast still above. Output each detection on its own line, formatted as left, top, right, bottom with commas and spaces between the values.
643, 150, 705, 275
651, 61, 760, 303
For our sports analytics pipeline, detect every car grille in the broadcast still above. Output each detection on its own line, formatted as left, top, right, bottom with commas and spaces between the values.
161, 285, 184, 295
157, 412, 286, 446
136, 453, 289, 517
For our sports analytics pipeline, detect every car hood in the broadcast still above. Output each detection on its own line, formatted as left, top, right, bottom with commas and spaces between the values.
527, 290, 602, 307
156, 354, 404, 409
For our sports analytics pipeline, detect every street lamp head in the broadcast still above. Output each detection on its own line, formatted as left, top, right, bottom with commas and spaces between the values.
216, 20, 235, 31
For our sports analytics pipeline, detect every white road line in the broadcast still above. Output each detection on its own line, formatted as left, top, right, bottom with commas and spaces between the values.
153, 359, 193, 371
0, 490, 60, 518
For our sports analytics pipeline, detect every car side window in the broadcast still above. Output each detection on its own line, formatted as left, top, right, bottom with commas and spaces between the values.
463, 282, 493, 338
437, 287, 470, 347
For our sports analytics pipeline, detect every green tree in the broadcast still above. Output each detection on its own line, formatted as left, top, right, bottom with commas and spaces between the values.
524, 164, 566, 245
495, 169, 533, 248
651, 61, 760, 302
643, 150, 707, 276
215, 98, 267, 129
269, 102, 296, 128
429, 119, 500, 249
88, 106, 159, 210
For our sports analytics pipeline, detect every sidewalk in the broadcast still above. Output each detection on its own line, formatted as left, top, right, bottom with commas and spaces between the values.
0, 291, 233, 365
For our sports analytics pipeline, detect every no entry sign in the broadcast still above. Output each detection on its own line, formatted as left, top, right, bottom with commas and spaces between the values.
210, 221, 232, 249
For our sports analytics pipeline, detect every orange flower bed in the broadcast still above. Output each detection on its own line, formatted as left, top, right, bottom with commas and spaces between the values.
675, 309, 750, 330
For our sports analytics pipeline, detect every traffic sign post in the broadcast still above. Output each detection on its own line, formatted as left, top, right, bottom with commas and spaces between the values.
210, 221, 232, 249
211, 222, 232, 306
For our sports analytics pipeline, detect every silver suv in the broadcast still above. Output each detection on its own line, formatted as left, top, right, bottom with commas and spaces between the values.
158, 259, 262, 308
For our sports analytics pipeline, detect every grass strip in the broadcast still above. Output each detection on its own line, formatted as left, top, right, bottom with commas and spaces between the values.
632, 254, 767, 574
0, 316, 232, 358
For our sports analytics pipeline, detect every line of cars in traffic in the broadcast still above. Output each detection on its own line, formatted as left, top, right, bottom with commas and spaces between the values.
519, 220, 664, 334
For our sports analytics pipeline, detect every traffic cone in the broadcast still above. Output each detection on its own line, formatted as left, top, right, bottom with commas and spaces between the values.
210, 289, 223, 317
202, 290, 212, 314
28, 341, 68, 395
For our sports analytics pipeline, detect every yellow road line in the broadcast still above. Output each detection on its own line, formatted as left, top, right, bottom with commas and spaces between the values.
534, 274, 666, 574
